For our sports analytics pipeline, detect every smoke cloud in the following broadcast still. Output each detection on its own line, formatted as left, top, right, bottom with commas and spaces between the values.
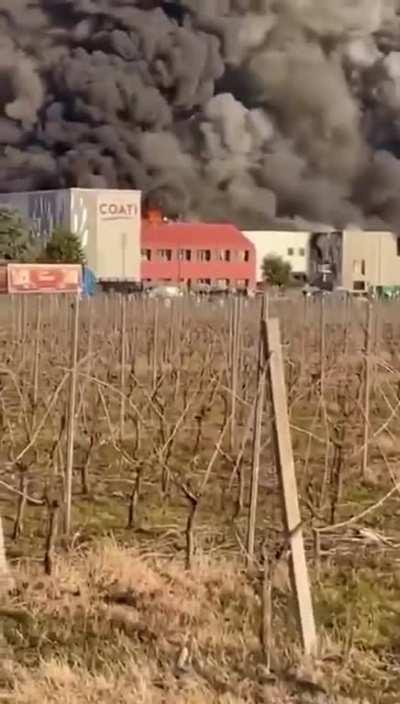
0, 0, 400, 229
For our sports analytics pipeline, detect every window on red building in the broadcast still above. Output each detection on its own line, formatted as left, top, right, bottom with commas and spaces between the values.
156, 249, 172, 261
178, 249, 191, 261
141, 249, 151, 261
236, 250, 250, 262
216, 250, 233, 262
197, 249, 211, 262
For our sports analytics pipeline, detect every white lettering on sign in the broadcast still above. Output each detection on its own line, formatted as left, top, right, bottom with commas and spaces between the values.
99, 202, 138, 219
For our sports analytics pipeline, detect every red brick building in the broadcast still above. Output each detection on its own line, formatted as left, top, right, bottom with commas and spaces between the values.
141, 219, 256, 290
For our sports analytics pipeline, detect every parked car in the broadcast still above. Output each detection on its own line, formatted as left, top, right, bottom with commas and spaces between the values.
147, 285, 184, 299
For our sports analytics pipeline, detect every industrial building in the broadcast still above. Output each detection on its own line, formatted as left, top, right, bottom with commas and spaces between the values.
141, 218, 256, 290
243, 230, 310, 284
0, 188, 141, 282
308, 229, 400, 293
3, 187, 400, 295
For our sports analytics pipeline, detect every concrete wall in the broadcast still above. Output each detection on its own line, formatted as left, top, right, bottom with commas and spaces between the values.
243, 230, 310, 282
342, 230, 400, 290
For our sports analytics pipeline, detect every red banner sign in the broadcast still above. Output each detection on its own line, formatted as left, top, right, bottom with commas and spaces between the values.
7, 264, 82, 294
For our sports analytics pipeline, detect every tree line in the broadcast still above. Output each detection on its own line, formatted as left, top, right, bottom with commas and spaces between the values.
0, 208, 85, 265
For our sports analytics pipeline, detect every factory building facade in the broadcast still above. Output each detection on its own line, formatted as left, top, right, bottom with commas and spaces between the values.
309, 229, 400, 293
0, 188, 142, 282
141, 220, 256, 290
243, 230, 310, 283
3, 188, 400, 295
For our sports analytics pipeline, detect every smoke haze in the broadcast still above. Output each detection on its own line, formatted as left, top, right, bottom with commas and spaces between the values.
1, 0, 400, 229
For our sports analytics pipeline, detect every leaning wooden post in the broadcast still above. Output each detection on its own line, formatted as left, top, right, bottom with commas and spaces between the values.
361, 297, 373, 480
246, 296, 267, 567
263, 317, 317, 656
64, 293, 80, 535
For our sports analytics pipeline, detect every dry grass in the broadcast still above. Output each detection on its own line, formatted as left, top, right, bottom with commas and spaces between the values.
0, 540, 389, 704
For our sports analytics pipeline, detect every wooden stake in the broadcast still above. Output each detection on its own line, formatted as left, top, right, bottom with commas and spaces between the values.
260, 543, 272, 670
319, 294, 326, 399
152, 301, 159, 390
12, 468, 28, 540
44, 500, 60, 576
264, 317, 317, 656
119, 295, 127, 441
10, 294, 16, 345
246, 297, 267, 567
0, 515, 14, 595
343, 292, 351, 356
362, 298, 373, 480
64, 293, 80, 535
300, 294, 309, 381
230, 298, 240, 452
32, 296, 42, 419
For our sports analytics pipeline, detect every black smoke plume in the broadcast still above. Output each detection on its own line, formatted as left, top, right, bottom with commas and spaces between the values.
0, 0, 400, 229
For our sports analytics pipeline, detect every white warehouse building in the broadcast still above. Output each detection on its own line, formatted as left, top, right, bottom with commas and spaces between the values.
243, 230, 310, 284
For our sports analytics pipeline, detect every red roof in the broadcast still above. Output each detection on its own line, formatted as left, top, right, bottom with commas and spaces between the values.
142, 222, 252, 248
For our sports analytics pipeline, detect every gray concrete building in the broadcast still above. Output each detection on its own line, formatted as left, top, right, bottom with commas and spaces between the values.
309, 229, 400, 293
0, 188, 141, 281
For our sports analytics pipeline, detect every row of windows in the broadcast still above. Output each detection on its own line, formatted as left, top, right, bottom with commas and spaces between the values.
287, 247, 306, 256
143, 278, 250, 288
141, 248, 250, 263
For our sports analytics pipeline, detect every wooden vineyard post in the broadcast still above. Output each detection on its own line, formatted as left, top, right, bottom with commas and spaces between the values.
343, 291, 351, 356
10, 294, 16, 346
64, 293, 80, 536
319, 293, 326, 399
152, 301, 159, 390
0, 515, 14, 595
246, 295, 267, 568
263, 317, 317, 656
32, 296, 42, 421
230, 297, 241, 453
120, 295, 127, 441
300, 293, 308, 381
362, 297, 373, 480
